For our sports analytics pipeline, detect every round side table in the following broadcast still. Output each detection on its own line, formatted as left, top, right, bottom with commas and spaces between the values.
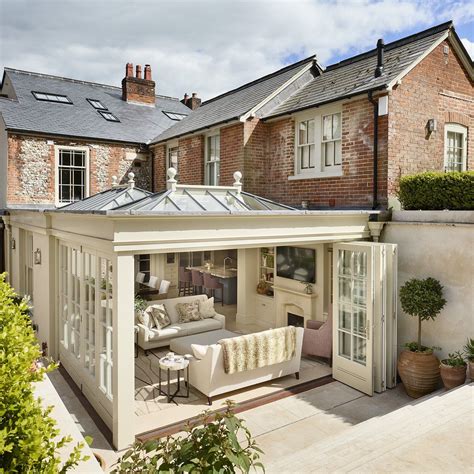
158, 356, 190, 404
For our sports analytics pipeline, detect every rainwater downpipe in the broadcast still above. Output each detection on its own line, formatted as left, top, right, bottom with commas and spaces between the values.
368, 90, 378, 210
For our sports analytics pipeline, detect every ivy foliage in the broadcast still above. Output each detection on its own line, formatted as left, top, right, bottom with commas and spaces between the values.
398, 171, 474, 210
0, 273, 87, 473
113, 401, 264, 473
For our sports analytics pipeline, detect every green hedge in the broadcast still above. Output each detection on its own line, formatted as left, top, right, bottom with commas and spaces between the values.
398, 171, 474, 210
0, 273, 86, 473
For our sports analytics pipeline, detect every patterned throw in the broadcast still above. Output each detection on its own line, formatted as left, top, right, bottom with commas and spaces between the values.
219, 326, 297, 374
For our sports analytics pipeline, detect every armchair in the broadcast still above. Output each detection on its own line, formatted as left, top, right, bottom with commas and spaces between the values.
302, 314, 333, 366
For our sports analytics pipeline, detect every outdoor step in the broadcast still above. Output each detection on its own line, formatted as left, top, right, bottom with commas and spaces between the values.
267, 384, 473, 473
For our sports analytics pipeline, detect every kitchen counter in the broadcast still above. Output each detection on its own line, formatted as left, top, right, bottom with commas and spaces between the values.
186, 265, 237, 279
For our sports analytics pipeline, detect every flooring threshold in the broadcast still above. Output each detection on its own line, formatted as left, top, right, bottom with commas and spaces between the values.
136, 374, 335, 442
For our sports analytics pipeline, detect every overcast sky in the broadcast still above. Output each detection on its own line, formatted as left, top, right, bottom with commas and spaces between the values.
1, 0, 472, 101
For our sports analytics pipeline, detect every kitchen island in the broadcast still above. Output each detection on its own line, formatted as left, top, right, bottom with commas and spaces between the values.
186, 265, 237, 304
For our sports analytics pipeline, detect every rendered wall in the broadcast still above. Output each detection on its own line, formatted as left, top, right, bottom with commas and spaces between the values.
382, 220, 474, 360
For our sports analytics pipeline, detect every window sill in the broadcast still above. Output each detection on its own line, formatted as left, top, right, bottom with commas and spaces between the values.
288, 171, 343, 181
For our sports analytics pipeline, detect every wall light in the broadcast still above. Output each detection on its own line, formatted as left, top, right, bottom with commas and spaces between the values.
11, 238, 16, 250
34, 248, 42, 265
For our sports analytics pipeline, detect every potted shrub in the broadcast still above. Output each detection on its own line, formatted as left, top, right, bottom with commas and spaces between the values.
440, 351, 467, 389
464, 338, 474, 381
397, 277, 446, 398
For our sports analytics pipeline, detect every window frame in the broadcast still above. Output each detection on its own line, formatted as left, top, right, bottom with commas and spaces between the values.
166, 141, 179, 173
87, 98, 107, 110
290, 104, 343, 180
163, 111, 187, 121
205, 131, 221, 186
98, 110, 120, 122
32, 91, 73, 104
444, 123, 468, 172
55, 146, 90, 207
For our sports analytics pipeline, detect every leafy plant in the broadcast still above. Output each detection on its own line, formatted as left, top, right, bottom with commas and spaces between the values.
399, 277, 446, 352
464, 338, 474, 362
113, 401, 264, 473
134, 295, 147, 314
442, 351, 466, 368
0, 273, 87, 473
398, 171, 474, 210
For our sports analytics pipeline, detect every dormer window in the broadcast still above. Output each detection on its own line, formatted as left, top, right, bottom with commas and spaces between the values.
98, 110, 120, 122
32, 91, 72, 104
87, 98, 107, 110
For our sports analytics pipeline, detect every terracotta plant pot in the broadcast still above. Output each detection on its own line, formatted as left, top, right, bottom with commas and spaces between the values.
469, 360, 474, 382
440, 362, 466, 390
397, 350, 440, 398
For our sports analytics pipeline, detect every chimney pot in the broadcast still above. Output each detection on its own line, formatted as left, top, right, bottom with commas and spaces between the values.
144, 64, 152, 80
375, 38, 385, 78
192, 92, 197, 98
136, 65, 142, 79
125, 63, 133, 77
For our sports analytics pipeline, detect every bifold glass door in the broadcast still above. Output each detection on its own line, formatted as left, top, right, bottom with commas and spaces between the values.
333, 242, 397, 396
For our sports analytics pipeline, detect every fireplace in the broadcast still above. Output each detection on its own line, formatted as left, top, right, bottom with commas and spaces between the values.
287, 312, 304, 328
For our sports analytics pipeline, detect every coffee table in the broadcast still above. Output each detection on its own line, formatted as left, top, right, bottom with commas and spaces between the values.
158, 356, 190, 404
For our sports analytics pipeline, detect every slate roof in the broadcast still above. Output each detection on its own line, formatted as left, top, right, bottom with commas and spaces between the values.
263, 22, 456, 119
150, 56, 316, 144
0, 69, 190, 144
56, 185, 151, 212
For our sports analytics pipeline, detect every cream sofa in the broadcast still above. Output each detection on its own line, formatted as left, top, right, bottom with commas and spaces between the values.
136, 294, 225, 352
170, 327, 304, 404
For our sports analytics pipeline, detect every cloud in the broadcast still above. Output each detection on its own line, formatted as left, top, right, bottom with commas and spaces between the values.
461, 38, 474, 58
1, 0, 473, 100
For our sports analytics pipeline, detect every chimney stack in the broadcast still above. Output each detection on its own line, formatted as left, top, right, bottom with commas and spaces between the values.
181, 92, 202, 110
122, 62, 155, 105
374, 39, 384, 78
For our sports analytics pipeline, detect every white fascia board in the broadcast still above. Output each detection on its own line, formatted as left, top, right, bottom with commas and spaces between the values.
448, 31, 474, 81
387, 32, 449, 90
239, 61, 315, 122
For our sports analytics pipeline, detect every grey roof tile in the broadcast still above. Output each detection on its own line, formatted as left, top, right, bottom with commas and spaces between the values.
0, 69, 190, 144
150, 56, 316, 144
263, 23, 452, 118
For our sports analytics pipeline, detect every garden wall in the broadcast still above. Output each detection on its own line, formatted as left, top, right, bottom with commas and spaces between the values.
382, 213, 473, 360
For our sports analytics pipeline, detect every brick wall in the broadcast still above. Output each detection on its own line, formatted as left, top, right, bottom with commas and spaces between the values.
152, 144, 167, 191
176, 135, 204, 185
387, 40, 474, 198
262, 97, 388, 208
220, 123, 244, 186
7, 134, 151, 205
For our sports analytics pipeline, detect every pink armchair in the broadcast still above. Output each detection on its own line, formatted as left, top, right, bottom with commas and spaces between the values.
302, 314, 333, 366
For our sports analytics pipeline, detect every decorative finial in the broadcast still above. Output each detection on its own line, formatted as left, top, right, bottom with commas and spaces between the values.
128, 172, 135, 189
167, 167, 177, 191
111, 175, 118, 188
233, 171, 242, 195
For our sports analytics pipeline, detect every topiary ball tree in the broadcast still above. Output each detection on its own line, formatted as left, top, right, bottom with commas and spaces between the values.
399, 277, 446, 352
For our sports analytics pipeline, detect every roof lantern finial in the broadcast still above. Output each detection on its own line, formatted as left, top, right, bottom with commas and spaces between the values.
167, 167, 178, 191
233, 171, 242, 195
111, 175, 119, 188
128, 172, 135, 189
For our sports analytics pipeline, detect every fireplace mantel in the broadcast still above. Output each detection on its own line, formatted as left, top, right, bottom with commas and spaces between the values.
274, 285, 318, 327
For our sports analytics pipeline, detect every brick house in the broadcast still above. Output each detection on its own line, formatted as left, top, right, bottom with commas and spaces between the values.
0, 63, 191, 269
150, 21, 473, 210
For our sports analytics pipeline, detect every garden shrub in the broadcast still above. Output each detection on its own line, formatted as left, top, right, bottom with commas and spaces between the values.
0, 273, 86, 473
398, 171, 474, 210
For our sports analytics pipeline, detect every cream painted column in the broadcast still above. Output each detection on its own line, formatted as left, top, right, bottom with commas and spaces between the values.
10, 225, 21, 291
236, 248, 258, 325
112, 253, 135, 450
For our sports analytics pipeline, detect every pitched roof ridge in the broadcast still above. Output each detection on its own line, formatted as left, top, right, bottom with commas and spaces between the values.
3, 67, 181, 101
201, 55, 316, 106
325, 20, 453, 72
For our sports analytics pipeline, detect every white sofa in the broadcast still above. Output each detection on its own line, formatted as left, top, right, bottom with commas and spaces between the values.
136, 294, 225, 352
170, 327, 304, 404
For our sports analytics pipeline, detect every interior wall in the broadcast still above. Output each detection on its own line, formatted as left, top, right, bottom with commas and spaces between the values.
382, 221, 473, 360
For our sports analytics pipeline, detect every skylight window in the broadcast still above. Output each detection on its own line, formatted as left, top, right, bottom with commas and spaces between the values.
98, 110, 120, 122
32, 91, 72, 104
87, 98, 107, 110
163, 111, 187, 121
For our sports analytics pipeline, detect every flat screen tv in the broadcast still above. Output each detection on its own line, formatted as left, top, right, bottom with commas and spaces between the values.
276, 247, 315, 283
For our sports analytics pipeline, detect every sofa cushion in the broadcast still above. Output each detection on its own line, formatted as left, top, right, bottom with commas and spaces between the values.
148, 295, 208, 324
176, 300, 201, 323
191, 343, 209, 360
170, 329, 239, 355
136, 310, 153, 329
181, 317, 222, 335
149, 324, 186, 340
149, 304, 171, 330
199, 297, 217, 319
